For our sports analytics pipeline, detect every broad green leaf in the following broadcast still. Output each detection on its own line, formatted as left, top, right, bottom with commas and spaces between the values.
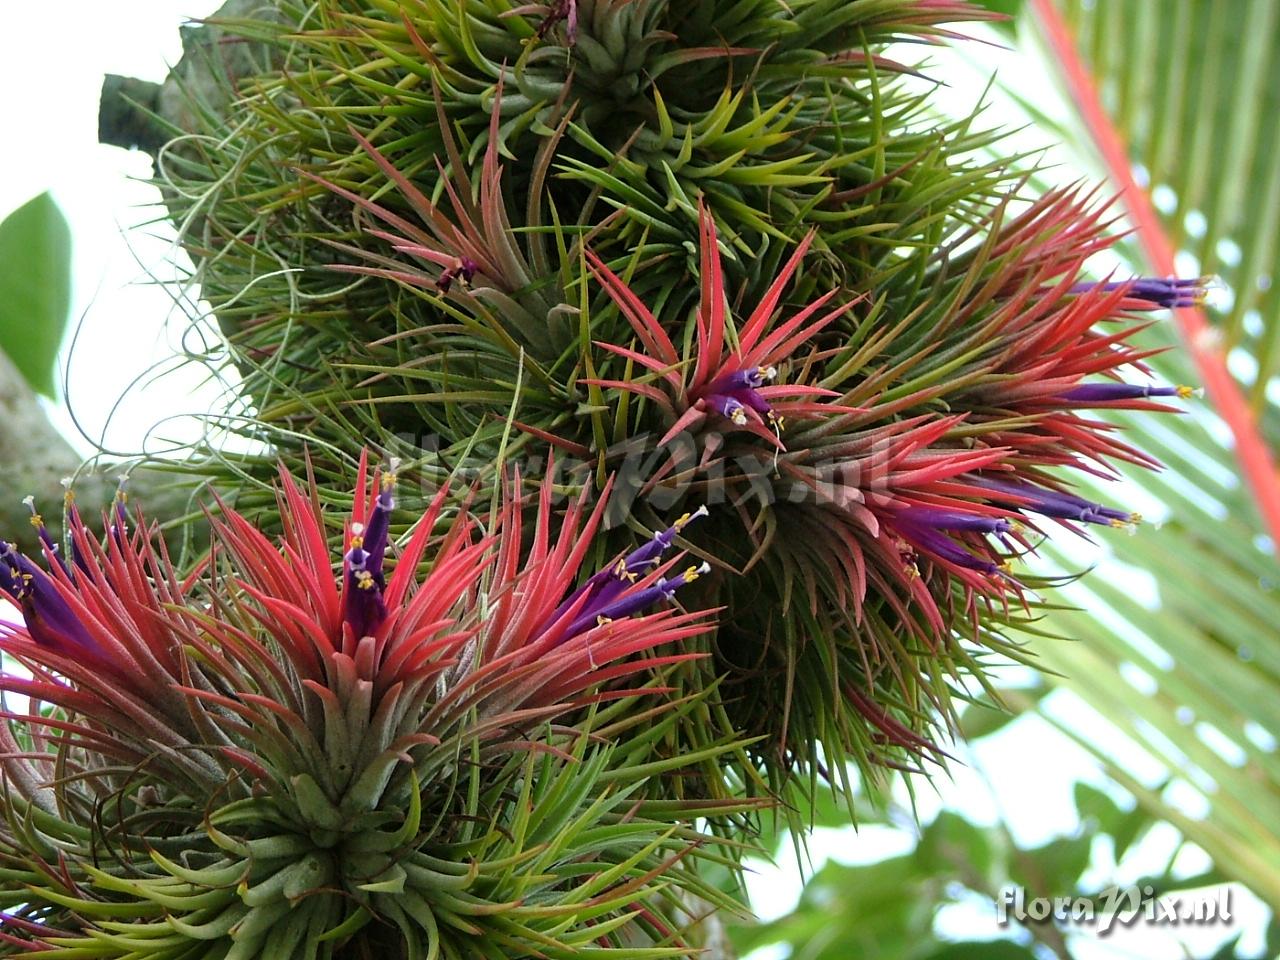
956, 684, 1046, 741
1073, 782, 1150, 860
1012, 836, 1093, 898
0, 192, 71, 397
917, 812, 996, 886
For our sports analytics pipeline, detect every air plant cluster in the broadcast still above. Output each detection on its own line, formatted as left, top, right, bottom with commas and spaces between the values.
288, 110, 1204, 794
0, 461, 756, 956
0, 0, 1210, 953
142, 0, 1211, 790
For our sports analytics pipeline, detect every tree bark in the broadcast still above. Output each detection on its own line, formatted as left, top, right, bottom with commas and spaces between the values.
99, 0, 278, 154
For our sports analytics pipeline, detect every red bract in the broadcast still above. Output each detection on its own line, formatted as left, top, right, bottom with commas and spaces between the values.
770, 187, 1205, 650
953, 191, 1205, 488
0, 461, 734, 958
588, 201, 857, 447
779, 414, 1020, 633
428, 475, 711, 718
0, 456, 713, 799
301, 78, 579, 364
302, 76, 509, 298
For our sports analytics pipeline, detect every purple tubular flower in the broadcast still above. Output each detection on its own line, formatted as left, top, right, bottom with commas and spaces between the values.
344, 468, 397, 639
621, 505, 709, 573
537, 0, 577, 43
704, 366, 778, 427
0, 540, 104, 658
565, 0, 578, 44
110, 482, 130, 549
712, 366, 777, 392
894, 522, 1000, 575
362, 473, 393, 573
1057, 382, 1195, 403
564, 563, 710, 640
66, 498, 91, 576
436, 256, 480, 294
548, 506, 710, 642
0, 543, 23, 597
23, 497, 67, 573
894, 506, 1013, 535
975, 477, 1140, 529
707, 394, 749, 425
1068, 276, 1208, 309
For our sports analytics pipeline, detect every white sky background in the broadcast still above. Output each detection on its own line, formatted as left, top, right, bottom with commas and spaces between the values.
0, 4, 1271, 958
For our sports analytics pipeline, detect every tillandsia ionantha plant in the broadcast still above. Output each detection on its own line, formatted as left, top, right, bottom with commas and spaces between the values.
0, 0, 1213, 953
0, 456, 763, 956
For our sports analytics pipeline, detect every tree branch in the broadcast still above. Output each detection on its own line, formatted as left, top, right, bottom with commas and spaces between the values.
98, 0, 279, 156
97, 75, 165, 154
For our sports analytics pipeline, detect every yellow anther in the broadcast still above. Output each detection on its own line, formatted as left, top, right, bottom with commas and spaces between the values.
381, 459, 401, 490
28, 514, 43, 529
349, 535, 365, 550
1176, 384, 1197, 399
730, 408, 748, 426
595, 615, 613, 627
682, 562, 711, 583
675, 505, 709, 530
